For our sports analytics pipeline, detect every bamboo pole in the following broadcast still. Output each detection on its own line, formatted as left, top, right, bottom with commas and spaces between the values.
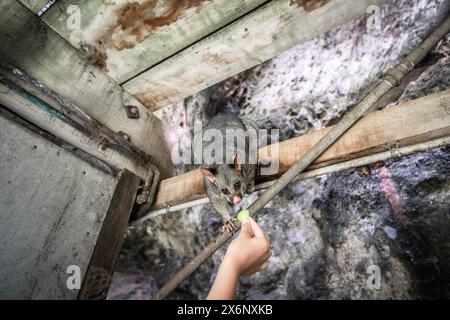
151, 16, 450, 300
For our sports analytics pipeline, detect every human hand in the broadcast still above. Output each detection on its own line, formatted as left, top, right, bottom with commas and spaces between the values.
223, 217, 271, 277
207, 217, 271, 299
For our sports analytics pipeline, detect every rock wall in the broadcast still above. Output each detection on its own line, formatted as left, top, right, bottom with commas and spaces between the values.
109, 0, 450, 299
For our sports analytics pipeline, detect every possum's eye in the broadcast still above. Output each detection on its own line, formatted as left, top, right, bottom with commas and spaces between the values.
234, 181, 241, 191
221, 189, 230, 195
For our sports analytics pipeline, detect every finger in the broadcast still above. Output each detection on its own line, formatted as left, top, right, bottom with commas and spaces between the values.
239, 218, 255, 238
247, 217, 266, 239
259, 262, 269, 271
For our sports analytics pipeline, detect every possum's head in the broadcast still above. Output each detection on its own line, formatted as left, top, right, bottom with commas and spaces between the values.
200, 153, 244, 205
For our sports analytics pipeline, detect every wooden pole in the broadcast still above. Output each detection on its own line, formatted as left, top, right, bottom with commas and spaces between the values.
151, 16, 450, 300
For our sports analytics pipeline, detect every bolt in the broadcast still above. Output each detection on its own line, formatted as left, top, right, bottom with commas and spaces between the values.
125, 105, 140, 119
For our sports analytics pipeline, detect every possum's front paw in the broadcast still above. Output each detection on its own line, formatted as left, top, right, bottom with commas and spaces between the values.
221, 218, 240, 235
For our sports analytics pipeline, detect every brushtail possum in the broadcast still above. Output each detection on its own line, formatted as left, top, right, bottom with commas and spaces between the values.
196, 114, 258, 234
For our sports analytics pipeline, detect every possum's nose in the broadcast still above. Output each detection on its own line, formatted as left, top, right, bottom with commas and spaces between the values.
233, 196, 241, 204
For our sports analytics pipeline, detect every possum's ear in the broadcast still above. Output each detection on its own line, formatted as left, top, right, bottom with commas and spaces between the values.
234, 152, 241, 172
200, 168, 217, 183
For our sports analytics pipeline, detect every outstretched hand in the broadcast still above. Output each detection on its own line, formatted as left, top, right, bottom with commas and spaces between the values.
224, 217, 271, 276
207, 217, 271, 300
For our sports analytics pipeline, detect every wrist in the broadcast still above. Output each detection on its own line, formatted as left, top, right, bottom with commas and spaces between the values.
221, 254, 242, 280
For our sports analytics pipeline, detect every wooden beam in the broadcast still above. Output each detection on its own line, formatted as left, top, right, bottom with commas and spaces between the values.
0, 0, 172, 177
123, 0, 388, 111
78, 170, 141, 300
0, 106, 117, 177
0, 110, 118, 299
18, 0, 268, 83
151, 89, 450, 210
0, 82, 149, 179
0, 61, 152, 165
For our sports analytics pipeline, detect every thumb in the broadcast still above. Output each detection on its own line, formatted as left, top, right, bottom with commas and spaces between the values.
239, 218, 255, 238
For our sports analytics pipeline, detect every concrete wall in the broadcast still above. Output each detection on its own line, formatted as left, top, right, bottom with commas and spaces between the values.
0, 113, 117, 299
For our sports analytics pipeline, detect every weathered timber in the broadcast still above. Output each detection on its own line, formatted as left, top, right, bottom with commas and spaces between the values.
19, 0, 50, 13
18, 0, 268, 83
0, 106, 116, 176
0, 0, 172, 177
123, 0, 388, 110
0, 111, 117, 299
78, 170, 141, 300
136, 136, 450, 223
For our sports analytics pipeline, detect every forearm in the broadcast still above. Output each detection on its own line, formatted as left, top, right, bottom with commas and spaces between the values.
207, 258, 240, 300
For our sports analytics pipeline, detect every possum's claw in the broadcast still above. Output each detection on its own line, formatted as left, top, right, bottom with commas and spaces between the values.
222, 218, 239, 235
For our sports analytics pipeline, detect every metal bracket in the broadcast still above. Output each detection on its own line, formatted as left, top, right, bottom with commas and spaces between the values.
134, 162, 161, 219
